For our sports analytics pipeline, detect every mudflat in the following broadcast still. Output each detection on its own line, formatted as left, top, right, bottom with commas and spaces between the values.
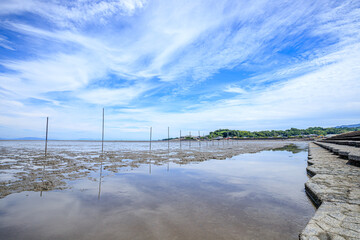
0, 140, 314, 240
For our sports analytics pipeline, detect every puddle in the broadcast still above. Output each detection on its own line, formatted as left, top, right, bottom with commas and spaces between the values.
0, 140, 314, 239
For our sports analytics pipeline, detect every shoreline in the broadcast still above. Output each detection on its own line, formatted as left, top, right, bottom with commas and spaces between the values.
0, 140, 302, 199
0, 138, 315, 142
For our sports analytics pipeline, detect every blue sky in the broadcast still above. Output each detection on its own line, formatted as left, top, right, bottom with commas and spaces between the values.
0, 0, 360, 140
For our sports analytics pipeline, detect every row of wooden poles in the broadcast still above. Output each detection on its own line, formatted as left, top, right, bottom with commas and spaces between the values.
42, 109, 235, 200
150, 127, 216, 151
43, 108, 236, 155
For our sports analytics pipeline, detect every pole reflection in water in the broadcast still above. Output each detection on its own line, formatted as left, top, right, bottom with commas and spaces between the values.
40, 156, 46, 197
149, 145, 152, 175
98, 155, 103, 200
167, 145, 170, 172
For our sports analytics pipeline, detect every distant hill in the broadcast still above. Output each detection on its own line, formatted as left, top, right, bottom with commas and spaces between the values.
335, 123, 360, 128
15, 137, 44, 140
0, 137, 45, 140
207, 126, 360, 139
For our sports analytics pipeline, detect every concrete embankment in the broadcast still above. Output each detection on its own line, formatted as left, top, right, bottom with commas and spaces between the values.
300, 142, 360, 240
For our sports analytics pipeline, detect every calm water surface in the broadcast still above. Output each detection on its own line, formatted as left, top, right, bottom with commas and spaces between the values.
0, 141, 314, 240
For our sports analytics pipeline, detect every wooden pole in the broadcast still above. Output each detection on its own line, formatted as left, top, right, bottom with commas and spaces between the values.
198, 130, 201, 147
189, 131, 191, 147
150, 127, 152, 151
180, 130, 182, 149
42, 116, 49, 197
45, 117, 48, 156
149, 126, 152, 174
167, 127, 170, 171
102, 108, 104, 153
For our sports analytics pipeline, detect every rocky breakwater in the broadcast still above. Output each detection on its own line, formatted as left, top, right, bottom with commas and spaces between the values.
300, 134, 360, 239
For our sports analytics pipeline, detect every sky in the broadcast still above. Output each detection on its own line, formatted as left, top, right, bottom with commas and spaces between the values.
0, 0, 360, 140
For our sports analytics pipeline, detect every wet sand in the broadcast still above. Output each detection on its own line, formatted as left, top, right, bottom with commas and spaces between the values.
0, 140, 314, 239
0, 140, 299, 198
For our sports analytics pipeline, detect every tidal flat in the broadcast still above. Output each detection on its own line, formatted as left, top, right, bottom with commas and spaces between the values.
0, 140, 315, 240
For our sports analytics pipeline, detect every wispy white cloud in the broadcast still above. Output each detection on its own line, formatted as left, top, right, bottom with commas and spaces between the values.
103, 41, 360, 138
1, 0, 318, 84
0, 0, 147, 28
0, 34, 14, 50
0, 0, 359, 139
0, 53, 104, 97
77, 82, 156, 106
224, 86, 247, 94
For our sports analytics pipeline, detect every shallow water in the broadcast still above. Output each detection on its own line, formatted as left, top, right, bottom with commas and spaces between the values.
0, 141, 314, 240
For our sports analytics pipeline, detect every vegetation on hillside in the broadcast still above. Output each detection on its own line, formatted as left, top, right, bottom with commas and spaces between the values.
207, 127, 360, 139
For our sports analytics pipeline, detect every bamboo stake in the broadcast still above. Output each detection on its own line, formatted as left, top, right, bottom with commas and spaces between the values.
45, 117, 49, 156
42, 116, 48, 197
102, 108, 104, 153
150, 127, 152, 151
189, 131, 191, 147
167, 127, 170, 171
198, 130, 200, 147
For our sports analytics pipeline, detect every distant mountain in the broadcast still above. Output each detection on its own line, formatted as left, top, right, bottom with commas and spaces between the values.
0, 137, 45, 140
15, 137, 45, 140
335, 123, 360, 128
